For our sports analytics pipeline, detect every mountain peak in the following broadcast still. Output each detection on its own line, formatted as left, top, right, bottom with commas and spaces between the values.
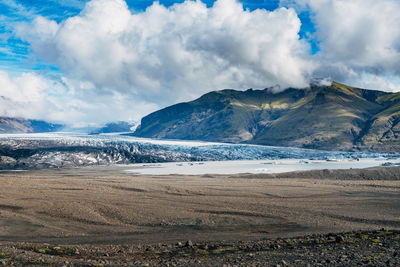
0, 117, 63, 134
133, 83, 400, 152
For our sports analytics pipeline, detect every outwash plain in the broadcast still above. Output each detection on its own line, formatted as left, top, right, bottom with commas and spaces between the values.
0, 165, 399, 266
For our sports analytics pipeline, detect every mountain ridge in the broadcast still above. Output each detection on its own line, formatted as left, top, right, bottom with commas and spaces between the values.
90, 121, 137, 135
0, 117, 63, 134
133, 82, 400, 152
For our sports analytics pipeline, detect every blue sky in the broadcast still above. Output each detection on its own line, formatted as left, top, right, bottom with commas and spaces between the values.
0, 0, 399, 125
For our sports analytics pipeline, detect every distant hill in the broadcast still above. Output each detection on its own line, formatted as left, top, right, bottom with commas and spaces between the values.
0, 117, 63, 133
133, 82, 400, 152
90, 121, 136, 134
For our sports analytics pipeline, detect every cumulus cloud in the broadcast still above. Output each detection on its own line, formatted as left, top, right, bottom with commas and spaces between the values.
0, 71, 49, 119
9, 0, 400, 126
15, 0, 314, 112
282, 0, 400, 91
351, 73, 400, 92
0, 71, 156, 127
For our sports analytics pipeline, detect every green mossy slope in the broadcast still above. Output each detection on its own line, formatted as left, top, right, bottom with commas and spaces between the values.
134, 82, 400, 152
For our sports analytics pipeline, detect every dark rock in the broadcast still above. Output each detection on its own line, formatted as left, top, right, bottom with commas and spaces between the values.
199, 244, 208, 250
336, 235, 345, 242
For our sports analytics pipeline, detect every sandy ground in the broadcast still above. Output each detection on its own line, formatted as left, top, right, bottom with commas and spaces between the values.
0, 166, 399, 246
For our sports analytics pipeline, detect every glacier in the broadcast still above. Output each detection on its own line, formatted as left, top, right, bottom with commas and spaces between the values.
125, 158, 400, 175
0, 132, 398, 170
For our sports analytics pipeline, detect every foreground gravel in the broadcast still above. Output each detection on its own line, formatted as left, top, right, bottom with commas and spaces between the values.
0, 229, 399, 266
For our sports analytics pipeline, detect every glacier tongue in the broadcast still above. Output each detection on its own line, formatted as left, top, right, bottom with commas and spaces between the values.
0, 133, 397, 170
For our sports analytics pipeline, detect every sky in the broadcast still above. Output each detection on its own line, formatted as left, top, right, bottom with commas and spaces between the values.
1, 0, 400, 127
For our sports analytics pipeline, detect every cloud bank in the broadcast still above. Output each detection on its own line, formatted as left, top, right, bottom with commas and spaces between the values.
0, 71, 156, 127
3, 0, 400, 126
283, 0, 400, 90
12, 0, 313, 125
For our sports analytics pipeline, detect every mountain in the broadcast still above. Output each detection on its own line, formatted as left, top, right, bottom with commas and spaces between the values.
133, 82, 400, 152
0, 117, 63, 134
90, 121, 137, 134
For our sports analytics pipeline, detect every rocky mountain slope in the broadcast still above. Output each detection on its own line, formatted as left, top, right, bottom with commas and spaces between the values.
0, 117, 63, 134
90, 121, 136, 135
134, 82, 400, 152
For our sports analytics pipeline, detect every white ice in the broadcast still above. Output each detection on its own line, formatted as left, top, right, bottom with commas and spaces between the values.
124, 158, 400, 175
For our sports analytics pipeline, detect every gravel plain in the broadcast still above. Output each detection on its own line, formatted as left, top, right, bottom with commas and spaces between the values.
0, 165, 399, 266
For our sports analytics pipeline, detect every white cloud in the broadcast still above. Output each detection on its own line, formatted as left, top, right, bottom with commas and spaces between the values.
10, 0, 400, 126
350, 73, 400, 92
0, 71, 49, 118
0, 71, 157, 127
282, 0, 400, 91
14, 0, 314, 114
